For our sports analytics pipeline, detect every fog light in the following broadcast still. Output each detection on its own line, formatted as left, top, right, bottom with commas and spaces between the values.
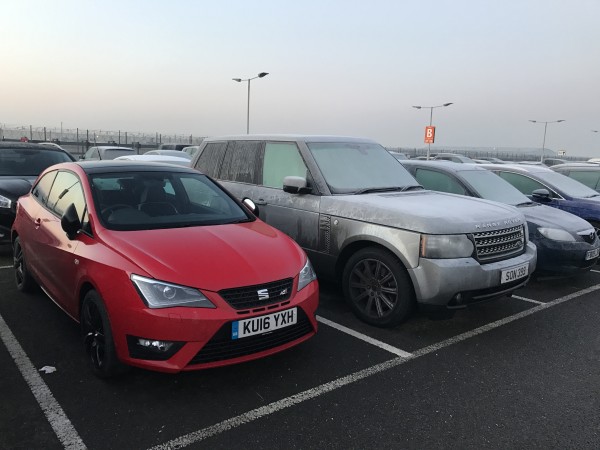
127, 335, 184, 361
137, 338, 173, 352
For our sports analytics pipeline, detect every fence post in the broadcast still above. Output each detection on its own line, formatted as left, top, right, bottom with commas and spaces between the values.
30, 125, 33, 140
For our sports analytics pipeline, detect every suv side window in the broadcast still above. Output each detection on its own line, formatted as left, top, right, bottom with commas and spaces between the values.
262, 142, 308, 189
32, 170, 58, 206
220, 141, 262, 183
194, 142, 227, 177
414, 168, 467, 195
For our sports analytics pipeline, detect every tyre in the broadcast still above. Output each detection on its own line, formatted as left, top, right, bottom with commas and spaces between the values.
342, 247, 415, 327
80, 290, 128, 378
13, 237, 36, 292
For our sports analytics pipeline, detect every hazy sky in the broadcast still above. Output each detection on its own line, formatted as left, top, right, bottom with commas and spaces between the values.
2, 1, 600, 155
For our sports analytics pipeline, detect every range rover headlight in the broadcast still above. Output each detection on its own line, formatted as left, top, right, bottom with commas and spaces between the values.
131, 274, 216, 309
298, 258, 317, 291
538, 227, 576, 242
0, 194, 11, 209
420, 234, 474, 259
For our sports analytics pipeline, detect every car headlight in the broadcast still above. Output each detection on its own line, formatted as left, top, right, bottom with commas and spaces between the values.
537, 227, 576, 242
0, 194, 11, 209
298, 258, 317, 291
420, 234, 474, 259
131, 274, 216, 309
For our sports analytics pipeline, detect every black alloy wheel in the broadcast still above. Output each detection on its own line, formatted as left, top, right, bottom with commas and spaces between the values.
13, 237, 36, 292
81, 291, 127, 378
342, 247, 415, 327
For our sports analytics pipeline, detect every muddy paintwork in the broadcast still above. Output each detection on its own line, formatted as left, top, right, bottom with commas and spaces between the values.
192, 135, 538, 309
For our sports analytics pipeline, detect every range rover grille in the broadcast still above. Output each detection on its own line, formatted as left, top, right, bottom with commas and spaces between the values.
219, 278, 294, 310
473, 225, 525, 261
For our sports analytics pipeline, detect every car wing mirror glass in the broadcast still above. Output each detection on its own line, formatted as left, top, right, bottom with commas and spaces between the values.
283, 176, 310, 194
61, 203, 82, 239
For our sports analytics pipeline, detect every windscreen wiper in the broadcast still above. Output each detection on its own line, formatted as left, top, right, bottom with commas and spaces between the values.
354, 186, 412, 194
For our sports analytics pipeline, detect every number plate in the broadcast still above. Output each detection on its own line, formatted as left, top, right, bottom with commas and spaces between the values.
232, 308, 297, 340
586, 248, 600, 260
501, 263, 529, 284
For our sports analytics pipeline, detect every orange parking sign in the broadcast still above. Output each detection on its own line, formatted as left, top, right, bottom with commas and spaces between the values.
424, 126, 435, 144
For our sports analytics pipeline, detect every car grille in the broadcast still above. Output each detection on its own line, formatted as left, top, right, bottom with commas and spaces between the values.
473, 225, 525, 262
188, 308, 314, 365
219, 278, 294, 310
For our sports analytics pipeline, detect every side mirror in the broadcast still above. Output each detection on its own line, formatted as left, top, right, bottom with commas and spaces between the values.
61, 203, 82, 240
242, 198, 259, 216
283, 176, 310, 194
531, 188, 551, 202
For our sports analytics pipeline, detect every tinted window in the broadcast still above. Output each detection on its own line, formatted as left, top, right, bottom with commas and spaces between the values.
566, 171, 600, 190
262, 142, 308, 188
220, 141, 262, 183
414, 169, 467, 195
497, 172, 551, 196
47, 171, 86, 218
0, 147, 73, 176
32, 171, 58, 205
194, 142, 227, 177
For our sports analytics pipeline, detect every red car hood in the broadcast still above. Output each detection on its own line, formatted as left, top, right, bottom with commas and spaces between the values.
101, 221, 306, 291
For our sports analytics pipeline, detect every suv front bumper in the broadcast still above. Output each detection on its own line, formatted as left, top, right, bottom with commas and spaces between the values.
409, 241, 537, 309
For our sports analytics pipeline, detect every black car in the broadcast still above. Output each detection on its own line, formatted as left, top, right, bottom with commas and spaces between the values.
401, 160, 600, 276
0, 142, 75, 243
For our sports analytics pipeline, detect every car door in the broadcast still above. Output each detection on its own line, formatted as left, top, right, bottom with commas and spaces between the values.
18, 170, 58, 286
32, 170, 86, 309
251, 141, 321, 252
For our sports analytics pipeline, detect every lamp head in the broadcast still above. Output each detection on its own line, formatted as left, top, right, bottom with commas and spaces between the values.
232, 78, 242, 82
258, 72, 269, 78
443, 102, 453, 107
412, 106, 422, 109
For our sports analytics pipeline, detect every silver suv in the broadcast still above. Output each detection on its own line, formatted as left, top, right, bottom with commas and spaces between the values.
191, 135, 536, 327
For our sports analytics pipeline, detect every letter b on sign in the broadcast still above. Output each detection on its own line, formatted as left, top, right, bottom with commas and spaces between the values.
424, 126, 435, 144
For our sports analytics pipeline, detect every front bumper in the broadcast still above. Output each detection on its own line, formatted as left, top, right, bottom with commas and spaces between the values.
109, 281, 319, 373
534, 238, 600, 275
408, 241, 537, 309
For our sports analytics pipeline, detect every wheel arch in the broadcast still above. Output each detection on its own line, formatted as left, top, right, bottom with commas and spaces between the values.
335, 237, 414, 285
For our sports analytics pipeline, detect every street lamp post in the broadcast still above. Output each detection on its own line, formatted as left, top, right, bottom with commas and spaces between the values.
412, 103, 453, 160
529, 119, 565, 162
232, 72, 269, 134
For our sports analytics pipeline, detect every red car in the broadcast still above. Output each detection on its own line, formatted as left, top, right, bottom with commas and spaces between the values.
12, 161, 318, 377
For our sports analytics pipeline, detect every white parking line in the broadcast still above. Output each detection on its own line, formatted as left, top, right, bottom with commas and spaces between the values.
0, 265, 12, 270
149, 283, 600, 450
0, 313, 86, 450
591, 269, 600, 274
512, 295, 544, 305
317, 315, 413, 358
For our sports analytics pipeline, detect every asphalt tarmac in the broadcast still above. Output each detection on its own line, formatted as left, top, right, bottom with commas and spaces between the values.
1, 244, 599, 449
